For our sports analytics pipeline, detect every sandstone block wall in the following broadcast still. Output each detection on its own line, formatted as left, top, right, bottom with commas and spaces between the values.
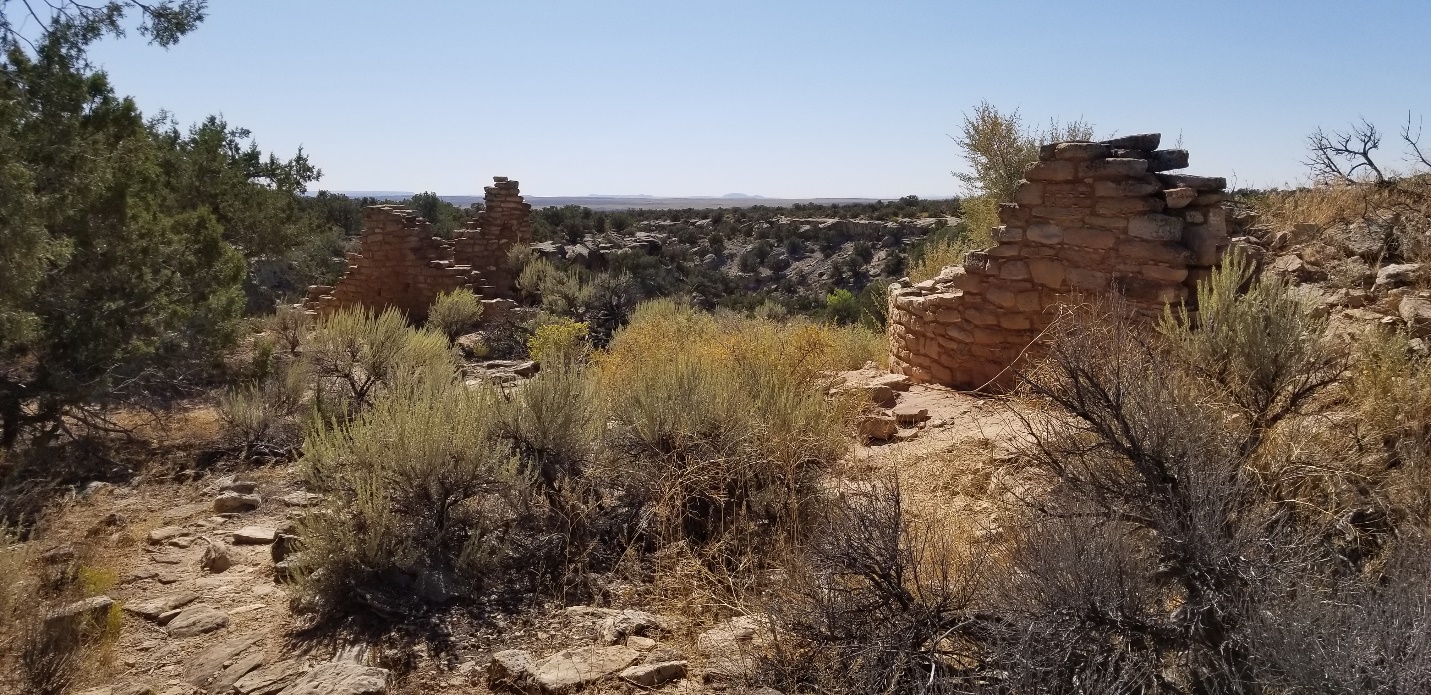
453, 177, 533, 298
304, 206, 479, 320
887, 133, 1229, 390
304, 177, 532, 319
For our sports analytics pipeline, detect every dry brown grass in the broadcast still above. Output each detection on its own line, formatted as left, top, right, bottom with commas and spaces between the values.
1251, 180, 1431, 267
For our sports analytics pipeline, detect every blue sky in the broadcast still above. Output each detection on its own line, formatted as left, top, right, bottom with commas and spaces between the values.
82, 0, 1431, 198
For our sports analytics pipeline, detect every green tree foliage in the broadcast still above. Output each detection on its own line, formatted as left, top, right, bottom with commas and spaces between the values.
0, 6, 332, 448
823, 289, 859, 325
405, 191, 468, 237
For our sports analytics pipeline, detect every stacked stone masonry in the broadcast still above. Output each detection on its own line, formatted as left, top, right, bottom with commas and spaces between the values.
453, 177, 534, 297
887, 133, 1229, 390
304, 177, 532, 319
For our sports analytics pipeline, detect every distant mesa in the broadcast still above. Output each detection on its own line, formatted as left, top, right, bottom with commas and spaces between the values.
721, 193, 765, 199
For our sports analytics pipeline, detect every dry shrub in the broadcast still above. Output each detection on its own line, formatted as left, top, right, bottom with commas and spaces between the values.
305, 306, 454, 416
498, 362, 600, 492
761, 479, 987, 694
217, 360, 308, 457
1344, 327, 1431, 524
909, 220, 990, 285
0, 533, 123, 695
1252, 181, 1431, 266
593, 299, 859, 558
426, 288, 484, 342
272, 304, 313, 354
998, 258, 1431, 691
296, 374, 524, 613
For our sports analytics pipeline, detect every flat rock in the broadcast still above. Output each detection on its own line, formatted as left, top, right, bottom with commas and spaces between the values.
229, 603, 267, 616
213, 653, 267, 693
233, 659, 301, 695
166, 604, 229, 638
1401, 297, 1431, 338
124, 592, 198, 620
220, 480, 258, 494
868, 373, 913, 392
892, 405, 931, 426
147, 526, 187, 544
563, 605, 621, 620
47, 595, 114, 629
487, 649, 534, 690
1376, 263, 1422, 291
278, 492, 320, 507
278, 662, 389, 695
1101, 133, 1161, 151
1154, 172, 1226, 191
120, 569, 160, 584
1146, 149, 1189, 172
232, 526, 277, 544
620, 661, 687, 687
597, 609, 670, 645
857, 414, 899, 443
697, 615, 769, 656
185, 633, 262, 685
531, 645, 641, 693
214, 493, 261, 513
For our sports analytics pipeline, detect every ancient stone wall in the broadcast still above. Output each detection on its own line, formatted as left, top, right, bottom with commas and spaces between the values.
303, 177, 532, 318
453, 177, 533, 298
887, 133, 1229, 390
303, 206, 480, 320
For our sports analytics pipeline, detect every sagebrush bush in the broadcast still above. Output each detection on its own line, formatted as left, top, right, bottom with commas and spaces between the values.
426, 288, 484, 342
218, 361, 308, 456
593, 300, 862, 554
297, 374, 524, 611
1162, 249, 1343, 434
761, 479, 984, 694
305, 306, 454, 415
1001, 262, 1422, 691
272, 304, 312, 354
499, 363, 600, 492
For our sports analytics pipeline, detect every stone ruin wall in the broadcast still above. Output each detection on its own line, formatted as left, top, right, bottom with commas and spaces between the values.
304, 177, 532, 320
887, 133, 1230, 390
453, 177, 533, 297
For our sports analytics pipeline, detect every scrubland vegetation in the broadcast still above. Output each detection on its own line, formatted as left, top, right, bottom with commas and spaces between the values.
4, 3, 1431, 695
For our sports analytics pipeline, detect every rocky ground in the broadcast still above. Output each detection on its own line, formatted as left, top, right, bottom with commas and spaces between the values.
1240, 211, 1429, 345
18, 368, 1009, 695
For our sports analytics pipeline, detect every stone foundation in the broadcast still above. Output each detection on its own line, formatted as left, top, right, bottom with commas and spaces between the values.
304, 177, 532, 319
887, 133, 1229, 390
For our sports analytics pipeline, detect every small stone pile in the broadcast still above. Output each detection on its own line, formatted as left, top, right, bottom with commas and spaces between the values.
454, 176, 534, 298
304, 176, 532, 318
888, 133, 1230, 390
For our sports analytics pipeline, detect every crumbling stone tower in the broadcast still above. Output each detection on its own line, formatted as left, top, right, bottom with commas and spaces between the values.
887, 133, 1229, 390
303, 177, 532, 318
454, 177, 533, 298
